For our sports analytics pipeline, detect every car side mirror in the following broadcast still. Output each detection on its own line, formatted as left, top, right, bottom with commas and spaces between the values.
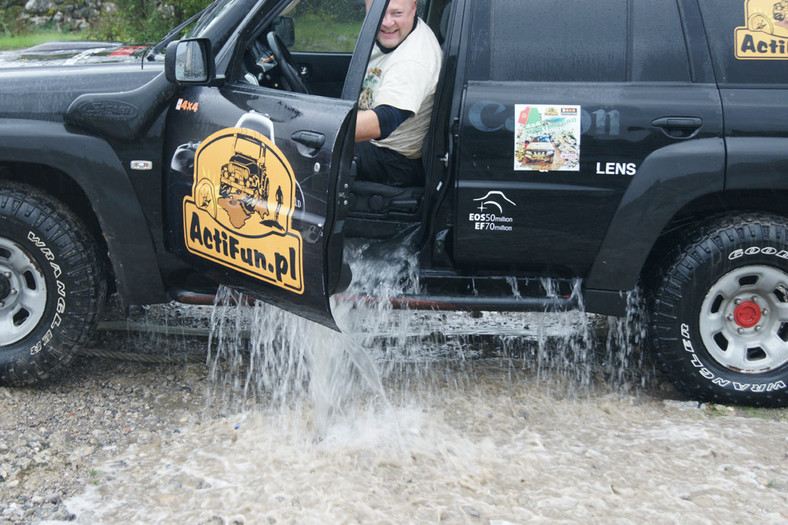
165, 38, 215, 85
273, 16, 295, 48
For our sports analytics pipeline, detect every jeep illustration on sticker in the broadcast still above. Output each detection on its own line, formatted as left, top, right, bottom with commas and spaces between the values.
182, 125, 304, 293
736, 0, 788, 59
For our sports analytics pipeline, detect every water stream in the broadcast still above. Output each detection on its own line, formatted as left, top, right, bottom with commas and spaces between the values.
52, 242, 728, 524
202, 239, 651, 435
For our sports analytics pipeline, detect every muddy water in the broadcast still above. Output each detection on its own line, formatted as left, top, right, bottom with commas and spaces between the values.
61, 363, 788, 524
60, 245, 788, 523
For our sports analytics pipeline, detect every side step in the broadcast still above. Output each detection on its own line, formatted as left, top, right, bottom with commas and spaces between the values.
383, 274, 581, 312
170, 275, 583, 313
386, 294, 578, 312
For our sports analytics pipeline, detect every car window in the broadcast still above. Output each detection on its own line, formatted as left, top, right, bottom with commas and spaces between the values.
467, 0, 690, 83
285, 0, 367, 53
631, 0, 691, 82
468, 0, 628, 82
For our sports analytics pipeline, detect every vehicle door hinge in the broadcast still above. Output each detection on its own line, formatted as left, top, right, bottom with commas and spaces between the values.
451, 117, 460, 139
440, 152, 449, 167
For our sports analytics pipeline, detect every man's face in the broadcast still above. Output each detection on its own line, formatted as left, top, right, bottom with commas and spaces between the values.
366, 0, 417, 49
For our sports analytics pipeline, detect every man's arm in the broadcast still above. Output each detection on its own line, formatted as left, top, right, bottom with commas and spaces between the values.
356, 106, 413, 142
356, 109, 381, 142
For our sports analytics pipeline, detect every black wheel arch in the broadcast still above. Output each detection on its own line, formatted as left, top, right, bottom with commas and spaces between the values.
0, 120, 168, 305
642, 190, 788, 287
585, 138, 726, 295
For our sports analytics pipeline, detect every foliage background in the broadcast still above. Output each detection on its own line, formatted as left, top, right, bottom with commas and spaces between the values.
88, 0, 212, 42
296, 0, 366, 21
1, 0, 373, 48
0, 1, 31, 36
0, 1, 212, 42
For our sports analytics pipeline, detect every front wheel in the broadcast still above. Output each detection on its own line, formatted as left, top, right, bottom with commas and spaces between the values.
649, 214, 788, 407
0, 182, 105, 385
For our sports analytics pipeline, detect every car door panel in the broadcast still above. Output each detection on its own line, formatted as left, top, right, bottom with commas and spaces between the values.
450, 0, 723, 279
453, 82, 723, 277
161, 0, 391, 328
165, 85, 355, 328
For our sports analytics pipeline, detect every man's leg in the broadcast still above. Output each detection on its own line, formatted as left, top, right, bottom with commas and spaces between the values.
355, 142, 424, 186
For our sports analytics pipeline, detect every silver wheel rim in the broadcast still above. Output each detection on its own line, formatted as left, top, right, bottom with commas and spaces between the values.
0, 237, 48, 346
699, 265, 788, 374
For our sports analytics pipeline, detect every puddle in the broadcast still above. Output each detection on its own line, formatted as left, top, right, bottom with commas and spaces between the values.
55, 364, 788, 523
51, 242, 788, 523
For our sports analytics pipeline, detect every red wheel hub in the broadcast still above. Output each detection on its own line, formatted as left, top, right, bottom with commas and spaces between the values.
733, 300, 762, 328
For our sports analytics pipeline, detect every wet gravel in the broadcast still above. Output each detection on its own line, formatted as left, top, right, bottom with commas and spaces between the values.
0, 352, 213, 524
2, 304, 788, 523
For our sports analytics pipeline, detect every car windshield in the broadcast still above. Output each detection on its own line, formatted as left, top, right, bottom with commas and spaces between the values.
185, 0, 244, 38
146, 0, 258, 61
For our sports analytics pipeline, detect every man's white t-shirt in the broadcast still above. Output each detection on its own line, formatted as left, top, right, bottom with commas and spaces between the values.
359, 18, 442, 159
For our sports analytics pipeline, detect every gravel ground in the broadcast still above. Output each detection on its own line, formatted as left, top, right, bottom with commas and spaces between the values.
0, 342, 214, 523
2, 304, 788, 523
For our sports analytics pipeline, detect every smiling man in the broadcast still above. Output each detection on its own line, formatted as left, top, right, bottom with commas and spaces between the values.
355, 0, 443, 187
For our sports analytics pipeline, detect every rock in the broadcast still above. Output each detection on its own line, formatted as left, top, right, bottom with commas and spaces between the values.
47, 430, 71, 450
28, 15, 52, 27
71, 445, 96, 459
25, 0, 55, 16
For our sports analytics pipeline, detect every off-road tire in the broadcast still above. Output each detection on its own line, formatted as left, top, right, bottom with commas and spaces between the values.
0, 181, 105, 385
649, 214, 788, 407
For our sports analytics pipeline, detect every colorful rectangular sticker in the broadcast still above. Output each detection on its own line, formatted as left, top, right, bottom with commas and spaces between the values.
514, 105, 581, 172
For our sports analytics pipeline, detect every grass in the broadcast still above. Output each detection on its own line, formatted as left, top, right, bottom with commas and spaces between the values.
0, 31, 87, 51
291, 16, 362, 53
89, 468, 103, 485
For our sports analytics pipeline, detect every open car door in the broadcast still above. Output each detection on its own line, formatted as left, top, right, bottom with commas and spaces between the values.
163, 0, 386, 329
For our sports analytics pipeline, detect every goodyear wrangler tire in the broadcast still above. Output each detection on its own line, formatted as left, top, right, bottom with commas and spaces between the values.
0, 182, 105, 385
649, 214, 788, 407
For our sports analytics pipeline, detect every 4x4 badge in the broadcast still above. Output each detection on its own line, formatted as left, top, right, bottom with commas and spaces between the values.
182, 126, 304, 294
736, 0, 788, 59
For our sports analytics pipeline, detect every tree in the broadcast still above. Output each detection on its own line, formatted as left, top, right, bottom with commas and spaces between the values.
89, 0, 211, 43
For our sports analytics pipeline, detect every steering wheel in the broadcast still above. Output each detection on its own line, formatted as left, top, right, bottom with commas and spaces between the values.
266, 31, 311, 94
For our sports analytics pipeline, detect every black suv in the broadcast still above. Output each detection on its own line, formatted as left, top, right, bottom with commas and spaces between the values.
1, 0, 787, 407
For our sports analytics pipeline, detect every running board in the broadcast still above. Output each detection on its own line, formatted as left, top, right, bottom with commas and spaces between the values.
389, 294, 578, 311
169, 289, 256, 306
337, 294, 578, 312
171, 270, 584, 312
171, 288, 578, 312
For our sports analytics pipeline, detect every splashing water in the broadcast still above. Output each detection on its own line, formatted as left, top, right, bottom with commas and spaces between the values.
206, 239, 422, 435
205, 238, 652, 438
54, 243, 685, 524
603, 287, 654, 392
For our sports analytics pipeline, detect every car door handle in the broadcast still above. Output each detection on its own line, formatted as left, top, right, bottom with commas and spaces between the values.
651, 117, 703, 139
291, 130, 325, 149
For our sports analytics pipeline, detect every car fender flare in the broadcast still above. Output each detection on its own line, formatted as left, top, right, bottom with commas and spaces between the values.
585, 138, 725, 306
725, 137, 788, 192
0, 118, 167, 304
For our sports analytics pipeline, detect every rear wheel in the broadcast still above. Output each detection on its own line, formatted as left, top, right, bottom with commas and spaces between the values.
0, 182, 105, 385
649, 214, 788, 407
